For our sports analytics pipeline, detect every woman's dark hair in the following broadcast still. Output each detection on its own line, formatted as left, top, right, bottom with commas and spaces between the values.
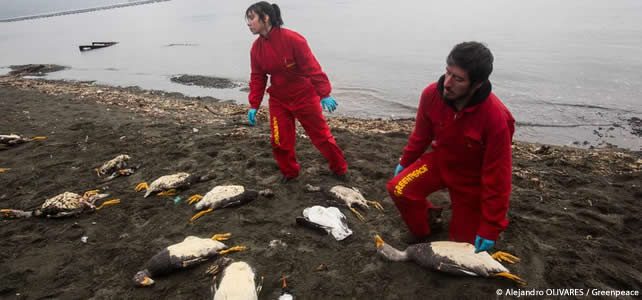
446, 41, 494, 84
246, 1, 283, 27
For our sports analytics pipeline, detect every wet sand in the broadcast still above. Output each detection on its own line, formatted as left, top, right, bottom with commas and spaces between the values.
0, 76, 640, 299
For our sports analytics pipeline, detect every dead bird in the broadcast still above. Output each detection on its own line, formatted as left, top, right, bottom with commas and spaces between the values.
0, 190, 120, 219
187, 185, 273, 222
0, 134, 47, 171
308, 185, 384, 222
374, 234, 526, 286
135, 172, 211, 198
133, 233, 246, 287
206, 257, 263, 300
0, 134, 47, 145
95, 154, 138, 181
295, 206, 352, 241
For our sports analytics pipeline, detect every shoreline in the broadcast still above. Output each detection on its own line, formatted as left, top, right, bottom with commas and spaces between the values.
3, 64, 640, 151
0, 75, 421, 136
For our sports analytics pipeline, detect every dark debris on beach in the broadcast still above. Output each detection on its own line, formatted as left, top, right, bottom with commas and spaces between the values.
8, 64, 66, 77
170, 74, 242, 89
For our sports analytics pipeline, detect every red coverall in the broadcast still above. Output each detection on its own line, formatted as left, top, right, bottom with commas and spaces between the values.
249, 27, 347, 178
386, 76, 515, 243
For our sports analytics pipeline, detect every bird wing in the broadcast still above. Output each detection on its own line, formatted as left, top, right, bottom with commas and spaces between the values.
429, 242, 509, 276
329, 185, 367, 206
180, 257, 209, 268
149, 172, 190, 191
197, 186, 246, 210
435, 262, 479, 276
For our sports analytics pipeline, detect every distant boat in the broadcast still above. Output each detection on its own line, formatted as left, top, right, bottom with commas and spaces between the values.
79, 42, 118, 51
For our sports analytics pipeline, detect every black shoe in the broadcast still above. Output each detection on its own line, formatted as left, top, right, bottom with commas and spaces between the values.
429, 207, 444, 231
333, 172, 349, 182
402, 232, 431, 245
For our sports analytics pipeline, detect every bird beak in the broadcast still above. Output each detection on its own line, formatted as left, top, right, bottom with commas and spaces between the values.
83, 189, 101, 198
0, 209, 16, 218
140, 276, 154, 286
374, 234, 385, 249
0, 209, 32, 219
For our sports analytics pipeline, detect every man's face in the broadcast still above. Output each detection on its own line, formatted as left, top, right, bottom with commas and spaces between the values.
443, 65, 476, 102
246, 11, 268, 35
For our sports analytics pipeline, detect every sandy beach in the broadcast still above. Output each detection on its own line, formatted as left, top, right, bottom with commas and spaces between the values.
0, 75, 640, 299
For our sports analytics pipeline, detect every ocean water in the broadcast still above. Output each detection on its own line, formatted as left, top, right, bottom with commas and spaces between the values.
1, 0, 640, 150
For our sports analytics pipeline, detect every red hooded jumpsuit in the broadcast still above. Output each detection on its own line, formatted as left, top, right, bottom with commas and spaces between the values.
249, 27, 347, 178
386, 76, 515, 243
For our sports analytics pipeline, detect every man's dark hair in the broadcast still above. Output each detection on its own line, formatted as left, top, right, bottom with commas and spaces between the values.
446, 41, 494, 84
246, 1, 284, 27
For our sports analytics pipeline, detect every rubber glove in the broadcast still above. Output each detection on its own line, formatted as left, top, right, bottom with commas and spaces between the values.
474, 235, 495, 253
320, 96, 338, 113
394, 164, 404, 176
247, 108, 257, 126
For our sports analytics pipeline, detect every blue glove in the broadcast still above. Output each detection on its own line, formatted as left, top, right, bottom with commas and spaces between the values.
320, 96, 338, 113
474, 235, 495, 253
394, 164, 404, 176
247, 108, 257, 126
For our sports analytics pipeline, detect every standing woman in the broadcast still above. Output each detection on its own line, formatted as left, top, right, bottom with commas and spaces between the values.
245, 2, 348, 183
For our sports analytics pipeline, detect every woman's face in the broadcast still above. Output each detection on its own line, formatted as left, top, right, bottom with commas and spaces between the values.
246, 11, 269, 35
